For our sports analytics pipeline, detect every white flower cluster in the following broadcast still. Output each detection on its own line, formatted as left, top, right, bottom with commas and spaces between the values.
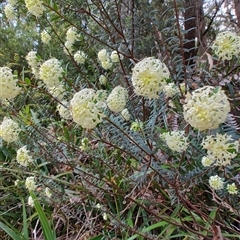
121, 108, 131, 121
39, 58, 64, 88
161, 130, 188, 153
131, 57, 170, 98
16, 146, 34, 167
0, 117, 20, 143
64, 27, 79, 54
110, 50, 122, 63
28, 196, 34, 207
107, 86, 128, 113
57, 101, 72, 120
212, 31, 240, 60
99, 75, 107, 85
209, 175, 224, 190
209, 176, 238, 194
41, 30, 51, 44
4, 3, 16, 21
201, 133, 239, 166
183, 86, 230, 131
26, 51, 40, 78
0, 67, 21, 99
97, 49, 113, 70
70, 88, 106, 129
74, 50, 87, 64
226, 183, 238, 194
163, 83, 180, 98
25, 176, 37, 191
25, 0, 45, 17
45, 187, 52, 198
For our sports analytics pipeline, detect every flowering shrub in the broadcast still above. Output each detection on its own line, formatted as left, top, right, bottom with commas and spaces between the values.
1, 1, 240, 239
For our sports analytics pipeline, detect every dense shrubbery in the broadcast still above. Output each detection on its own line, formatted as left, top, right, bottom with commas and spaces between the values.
0, 0, 240, 239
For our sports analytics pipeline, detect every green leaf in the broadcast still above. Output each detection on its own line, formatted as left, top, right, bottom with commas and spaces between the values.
0, 221, 27, 240
30, 192, 56, 240
21, 199, 29, 240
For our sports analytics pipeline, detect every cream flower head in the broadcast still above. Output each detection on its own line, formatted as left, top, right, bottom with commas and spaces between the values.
41, 30, 51, 44
39, 58, 64, 87
70, 88, 106, 129
98, 49, 108, 62
0, 67, 21, 99
25, 176, 37, 191
74, 50, 87, 64
25, 0, 45, 17
201, 133, 239, 166
66, 27, 79, 43
121, 108, 131, 121
183, 86, 230, 131
0, 117, 21, 142
131, 57, 170, 98
161, 130, 188, 153
227, 183, 238, 194
107, 86, 128, 113
209, 175, 224, 190
212, 31, 240, 60
16, 146, 34, 167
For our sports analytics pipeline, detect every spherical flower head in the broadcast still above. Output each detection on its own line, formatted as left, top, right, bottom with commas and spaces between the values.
110, 50, 121, 63
25, 0, 45, 17
161, 130, 188, 153
121, 108, 131, 121
70, 88, 106, 129
201, 133, 239, 166
101, 60, 112, 70
41, 30, 51, 44
49, 84, 66, 100
163, 82, 180, 98
201, 156, 215, 167
80, 137, 89, 151
16, 146, 34, 167
0, 67, 21, 99
26, 51, 39, 69
4, 3, 16, 21
28, 196, 34, 207
45, 187, 52, 198
0, 117, 21, 142
98, 49, 108, 62
107, 86, 128, 113
183, 86, 230, 131
25, 176, 37, 191
131, 57, 170, 98
226, 183, 238, 194
209, 175, 224, 190
99, 75, 107, 85
212, 31, 240, 60
74, 50, 87, 64
66, 27, 79, 43
130, 120, 143, 132
39, 58, 64, 88
64, 41, 74, 54
57, 101, 72, 120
